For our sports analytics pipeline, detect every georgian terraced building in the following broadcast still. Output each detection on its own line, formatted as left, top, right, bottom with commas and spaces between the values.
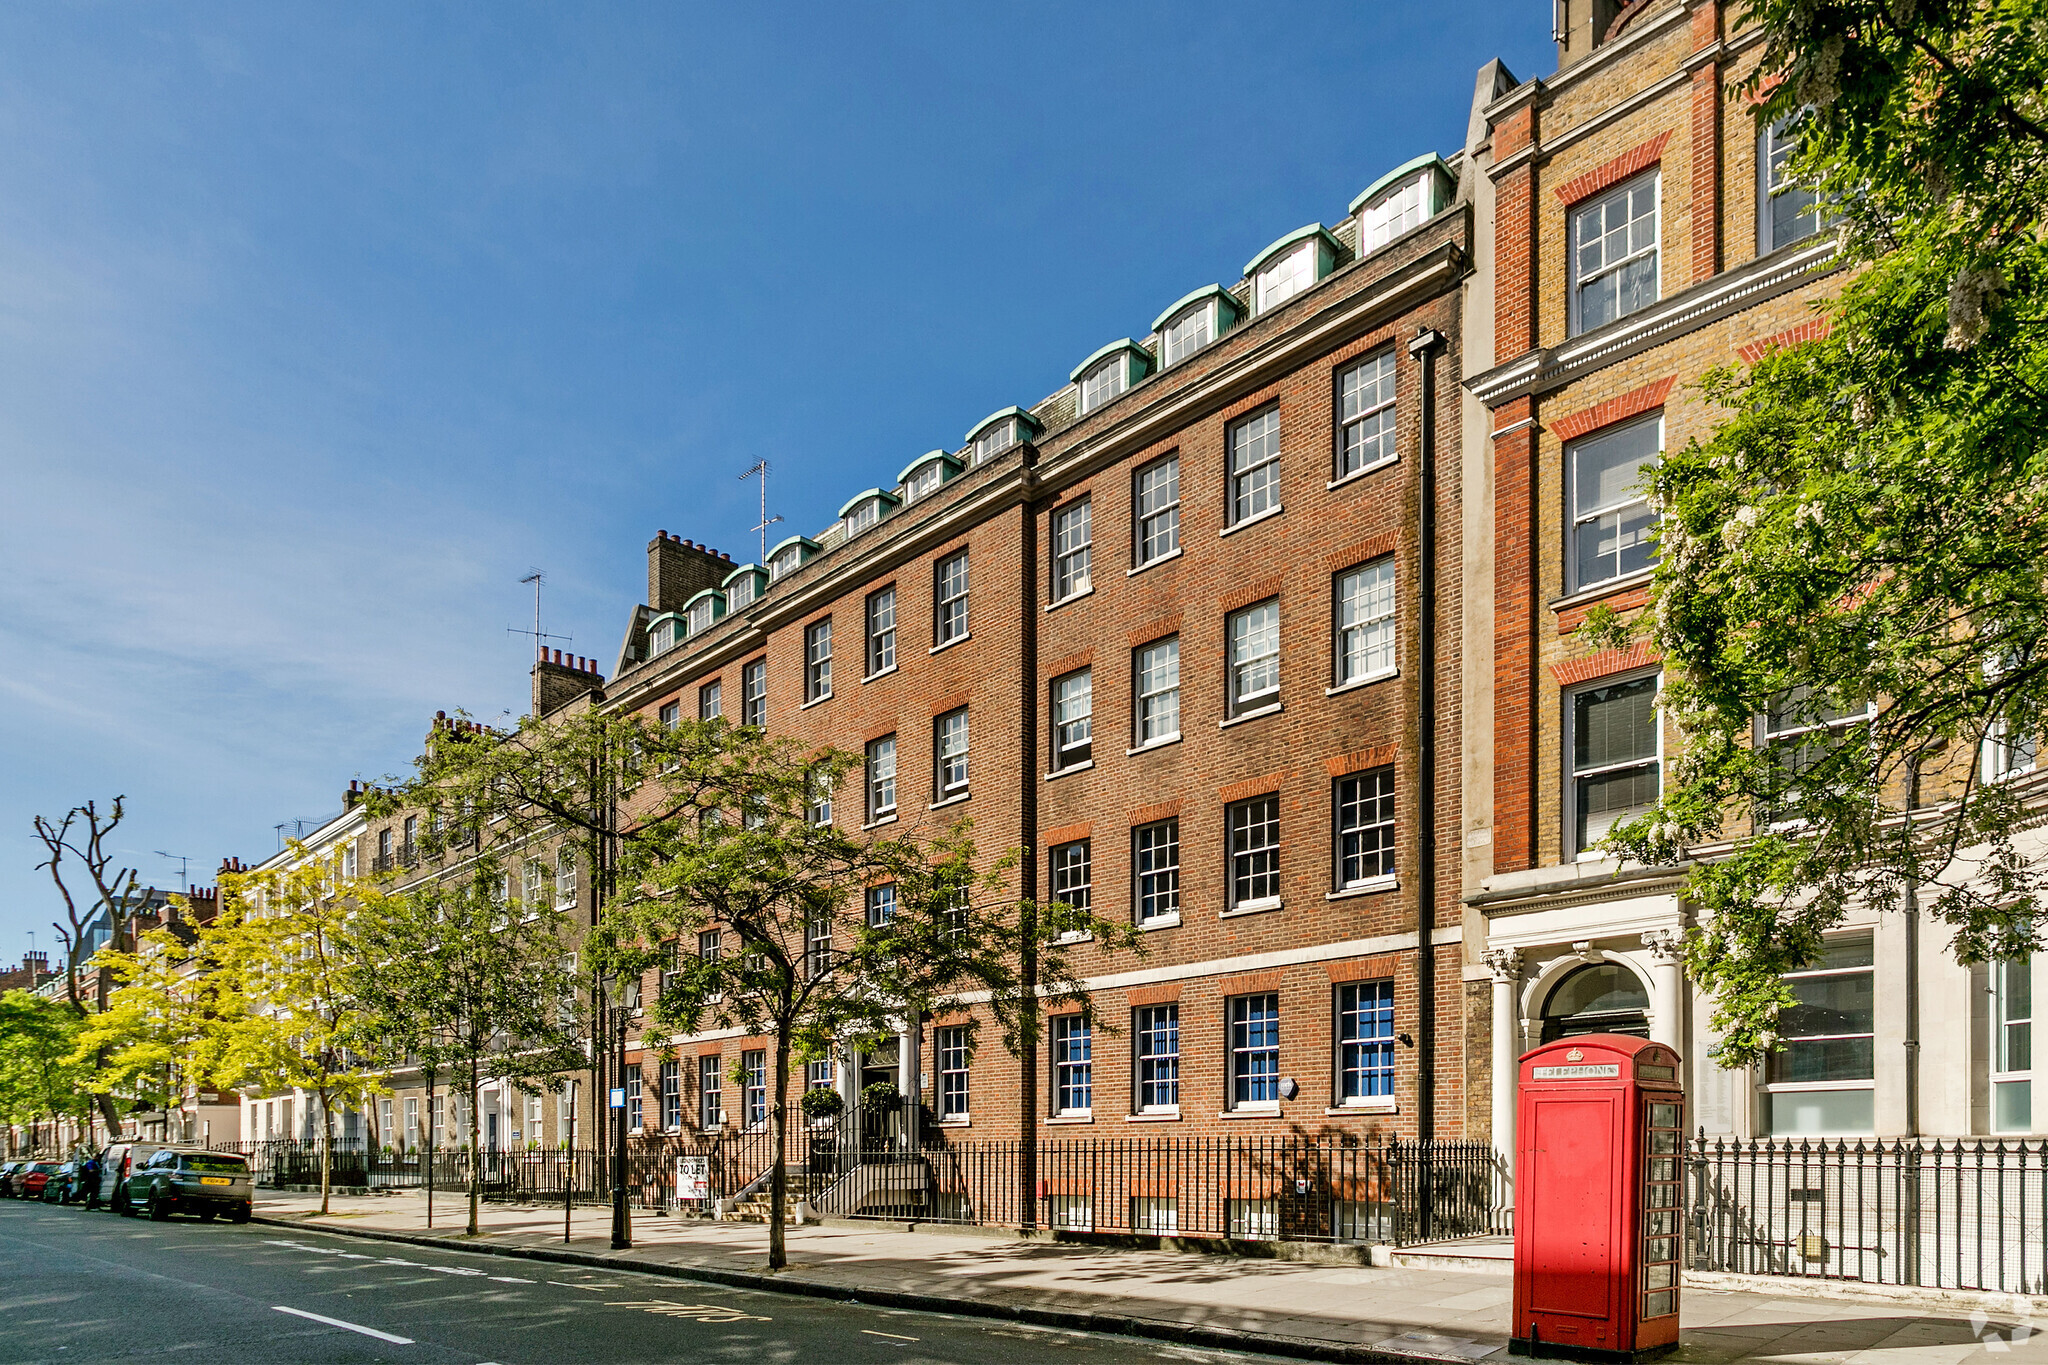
599, 138, 1486, 1151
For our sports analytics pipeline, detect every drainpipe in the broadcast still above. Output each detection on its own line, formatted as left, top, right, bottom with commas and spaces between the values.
1409, 326, 1445, 1143
1018, 451, 1042, 1230
1904, 750, 1925, 1139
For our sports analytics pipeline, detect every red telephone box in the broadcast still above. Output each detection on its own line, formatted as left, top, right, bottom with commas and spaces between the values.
1511, 1034, 1683, 1362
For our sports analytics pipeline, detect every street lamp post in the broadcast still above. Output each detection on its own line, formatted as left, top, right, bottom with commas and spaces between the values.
598, 972, 632, 1250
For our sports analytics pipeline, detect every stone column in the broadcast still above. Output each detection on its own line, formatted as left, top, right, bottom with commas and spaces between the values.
1484, 947, 1523, 1168
1642, 929, 1685, 1051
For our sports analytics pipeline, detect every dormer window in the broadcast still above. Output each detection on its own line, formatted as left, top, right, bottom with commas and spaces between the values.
1352, 155, 1454, 254
1152, 285, 1245, 368
768, 535, 819, 583
897, 452, 961, 503
966, 406, 1042, 464
647, 613, 684, 657
1070, 341, 1155, 417
1245, 225, 1338, 315
684, 590, 726, 637
838, 489, 900, 539
721, 564, 765, 610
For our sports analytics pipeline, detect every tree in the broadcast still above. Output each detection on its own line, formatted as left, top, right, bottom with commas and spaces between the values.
32, 796, 161, 1132
1600, 2, 2048, 1062
209, 852, 387, 1215
604, 730, 1134, 1270
70, 914, 234, 1142
346, 862, 586, 1236
0, 991, 90, 1154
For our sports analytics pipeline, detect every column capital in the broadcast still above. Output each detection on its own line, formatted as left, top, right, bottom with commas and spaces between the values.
1641, 928, 1685, 961
1483, 946, 1523, 980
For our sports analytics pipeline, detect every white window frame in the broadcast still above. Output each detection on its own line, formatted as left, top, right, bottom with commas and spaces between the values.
1336, 980, 1397, 1103
1569, 170, 1661, 335
1335, 558, 1396, 685
1763, 932, 1875, 1136
804, 618, 833, 703
1985, 717, 2038, 783
1052, 1014, 1093, 1116
1361, 172, 1431, 252
937, 1026, 970, 1119
1134, 818, 1180, 926
1133, 455, 1180, 566
866, 734, 897, 820
1255, 241, 1315, 312
1993, 955, 2033, 1134
1052, 499, 1092, 601
1228, 992, 1281, 1111
1050, 839, 1092, 917
1135, 637, 1180, 745
866, 586, 897, 677
741, 658, 767, 727
1053, 668, 1093, 769
555, 846, 576, 909
935, 708, 970, 798
1079, 356, 1129, 415
1227, 599, 1281, 716
935, 550, 970, 644
1758, 115, 1829, 254
1228, 407, 1281, 525
1160, 302, 1213, 367
1134, 1003, 1180, 1113
726, 573, 756, 610
1759, 687, 1874, 829
1336, 352, 1397, 479
1568, 414, 1662, 592
1335, 767, 1396, 889
974, 421, 1016, 463
1567, 670, 1663, 857
696, 1055, 722, 1131
698, 679, 722, 720
1227, 796, 1281, 910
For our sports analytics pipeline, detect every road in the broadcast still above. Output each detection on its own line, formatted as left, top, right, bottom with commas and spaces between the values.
0, 1198, 1276, 1365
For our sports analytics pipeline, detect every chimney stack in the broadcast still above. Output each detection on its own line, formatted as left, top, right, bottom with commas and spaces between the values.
649, 532, 731, 613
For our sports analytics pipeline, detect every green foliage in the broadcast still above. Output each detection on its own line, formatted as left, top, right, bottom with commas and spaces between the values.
0, 991, 90, 1135
1606, 0, 2048, 1063
70, 917, 235, 1117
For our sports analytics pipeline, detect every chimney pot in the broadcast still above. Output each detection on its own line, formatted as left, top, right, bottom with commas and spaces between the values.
658, 529, 667, 540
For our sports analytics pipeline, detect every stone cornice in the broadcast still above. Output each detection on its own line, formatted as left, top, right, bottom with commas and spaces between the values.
1465, 237, 1840, 410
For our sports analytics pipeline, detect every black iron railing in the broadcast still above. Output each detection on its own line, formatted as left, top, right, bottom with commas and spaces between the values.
1689, 1133, 2048, 1294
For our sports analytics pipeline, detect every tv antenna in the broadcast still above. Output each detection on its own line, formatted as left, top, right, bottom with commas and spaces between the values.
740, 460, 782, 563
508, 568, 573, 659
154, 851, 192, 891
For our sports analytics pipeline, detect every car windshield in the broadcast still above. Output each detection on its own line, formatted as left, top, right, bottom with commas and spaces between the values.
179, 1155, 248, 1173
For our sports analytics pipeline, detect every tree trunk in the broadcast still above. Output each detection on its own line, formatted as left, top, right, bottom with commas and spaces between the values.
769, 1036, 791, 1270
318, 1089, 334, 1216
467, 1066, 482, 1236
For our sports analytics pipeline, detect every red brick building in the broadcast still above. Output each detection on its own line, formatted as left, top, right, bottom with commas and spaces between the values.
601, 138, 1484, 1172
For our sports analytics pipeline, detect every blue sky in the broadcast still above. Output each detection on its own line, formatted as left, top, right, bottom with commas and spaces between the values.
0, 2, 1551, 962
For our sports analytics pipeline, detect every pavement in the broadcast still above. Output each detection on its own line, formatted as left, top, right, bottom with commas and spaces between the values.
232, 1189, 2048, 1364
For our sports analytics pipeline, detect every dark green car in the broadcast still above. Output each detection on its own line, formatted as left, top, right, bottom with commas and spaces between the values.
120, 1149, 253, 1223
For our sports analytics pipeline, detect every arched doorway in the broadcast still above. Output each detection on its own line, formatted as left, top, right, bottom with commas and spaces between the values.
1540, 962, 1650, 1043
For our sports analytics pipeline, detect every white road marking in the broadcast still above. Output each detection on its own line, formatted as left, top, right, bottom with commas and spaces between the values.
862, 1329, 919, 1341
488, 1276, 534, 1283
607, 1299, 771, 1323
272, 1305, 414, 1344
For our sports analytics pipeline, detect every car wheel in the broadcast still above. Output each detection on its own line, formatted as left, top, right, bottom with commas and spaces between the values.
229, 1205, 252, 1224
147, 1189, 169, 1221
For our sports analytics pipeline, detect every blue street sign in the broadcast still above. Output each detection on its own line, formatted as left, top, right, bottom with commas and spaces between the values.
609, 1087, 625, 1109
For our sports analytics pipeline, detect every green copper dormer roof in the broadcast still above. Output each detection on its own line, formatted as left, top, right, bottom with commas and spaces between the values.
837, 488, 902, 519
721, 563, 765, 589
897, 450, 963, 485
1243, 223, 1341, 279
647, 610, 684, 628
1151, 283, 1246, 334
964, 405, 1045, 445
768, 534, 819, 559
1069, 338, 1156, 384
683, 587, 726, 614
1349, 153, 1454, 214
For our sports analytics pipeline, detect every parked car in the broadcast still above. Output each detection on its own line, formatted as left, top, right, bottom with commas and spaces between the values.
0, 1161, 24, 1197
96, 1142, 170, 1215
68, 1154, 102, 1208
16, 1162, 59, 1200
42, 1160, 92, 1205
121, 1148, 253, 1223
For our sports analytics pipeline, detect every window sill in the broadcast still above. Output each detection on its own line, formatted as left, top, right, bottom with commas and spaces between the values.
1054, 931, 1094, 944
929, 632, 971, 656
799, 692, 833, 711
1126, 1110, 1182, 1123
937, 1116, 971, 1128
1220, 702, 1283, 729
1045, 587, 1096, 613
1217, 1107, 1280, 1120
1138, 914, 1182, 932
862, 665, 899, 685
1220, 505, 1284, 538
1045, 760, 1095, 782
1220, 899, 1283, 920
1327, 669, 1398, 697
1327, 877, 1398, 901
1126, 734, 1183, 756
929, 792, 971, 811
1045, 1114, 1094, 1125
861, 813, 899, 831
1551, 566, 1655, 613
1327, 1100, 1397, 1115
1128, 548, 1184, 578
1327, 457, 1399, 491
